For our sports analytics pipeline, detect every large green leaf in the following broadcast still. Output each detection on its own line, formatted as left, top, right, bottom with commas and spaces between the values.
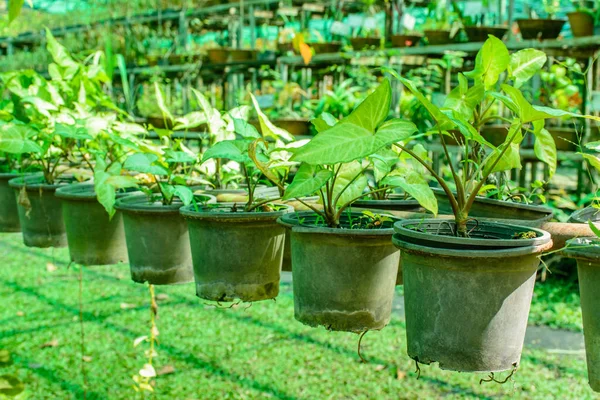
0, 123, 42, 154
532, 120, 557, 178
381, 170, 438, 215
123, 153, 169, 176
250, 93, 294, 142
443, 80, 484, 121
154, 82, 174, 123
45, 29, 79, 77
173, 185, 193, 205
0, 374, 25, 397
509, 49, 547, 89
233, 118, 261, 139
164, 150, 196, 164
394, 74, 454, 131
283, 163, 333, 200
291, 119, 416, 165
467, 35, 509, 88
20, 96, 58, 118
174, 112, 207, 131
8, 0, 25, 23
55, 123, 93, 140
342, 79, 391, 131
202, 139, 251, 163
311, 113, 338, 133
582, 153, 600, 172
330, 161, 368, 207
488, 142, 521, 173
370, 147, 398, 183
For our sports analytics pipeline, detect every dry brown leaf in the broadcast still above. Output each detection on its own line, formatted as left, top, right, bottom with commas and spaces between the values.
374, 364, 386, 372
16, 311, 24, 317
40, 339, 59, 349
156, 365, 175, 376
396, 369, 406, 380
82, 356, 93, 363
120, 303, 136, 309
46, 263, 57, 272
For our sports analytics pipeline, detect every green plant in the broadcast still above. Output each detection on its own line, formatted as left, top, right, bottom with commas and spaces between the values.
387, 35, 599, 236
201, 95, 296, 211
0, 29, 120, 184
283, 79, 420, 228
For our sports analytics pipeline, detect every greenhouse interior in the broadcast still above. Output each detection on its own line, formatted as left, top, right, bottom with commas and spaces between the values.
4, 0, 600, 398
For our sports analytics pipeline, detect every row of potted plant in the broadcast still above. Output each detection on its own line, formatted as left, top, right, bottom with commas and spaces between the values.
2, 32, 600, 390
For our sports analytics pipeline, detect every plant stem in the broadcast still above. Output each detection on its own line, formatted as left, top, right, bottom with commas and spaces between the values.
465, 122, 522, 213
335, 187, 392, 223
241, 164, 254, 211
393, 143, 460, 218
78, 264, 87, 399
438, 127, 465, 208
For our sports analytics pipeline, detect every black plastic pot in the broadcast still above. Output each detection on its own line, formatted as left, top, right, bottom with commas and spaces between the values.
517, 19, 566, 40
55, 183, 131, 266
563, 237, 600, 392
350, 37, 381, 50
115, 194, 215, 285
464, 26, 508, 42
280, 197, 321, 272
424, 30, 454, 45
180, 203, 293, 302
433, 188, 553, 227
309, 42, 343, 54
569, 206, 600, 224
393, 219, 552, 372
0, 173, 22, 232
352, 194, 425, 212
9, 175, 70, 248
279, 212, 401, 332
568, 11, 594, 37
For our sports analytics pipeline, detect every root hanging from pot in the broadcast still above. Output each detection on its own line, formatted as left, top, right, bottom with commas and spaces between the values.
414, 360, 421, 380
205, 300, 243, 309
479, 363, 518, 385
357, 330, 369, 363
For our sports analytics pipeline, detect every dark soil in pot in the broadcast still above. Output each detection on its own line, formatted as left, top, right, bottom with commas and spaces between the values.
115, 194, 214, 285
350, 37, 381, 50
390, 34, 422, 47
464, 26, 508, 42
0, 173, 23, 232
9, 175, 72, 248
433, 188, 553, 227
563, 237, 600, 392
279, 212, 401, 332
180, 202, 293, 302
273, 118, 311, 136
55, 183, 133, 266
393, 219, 552, 372
517, 19, 566, 40
424, 30, 454, 45
568, 11, 595, 37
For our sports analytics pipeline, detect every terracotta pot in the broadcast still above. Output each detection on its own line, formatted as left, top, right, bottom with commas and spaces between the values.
516, 19, 566, 40
568, 11, 595, 37
390, 34, 422, 47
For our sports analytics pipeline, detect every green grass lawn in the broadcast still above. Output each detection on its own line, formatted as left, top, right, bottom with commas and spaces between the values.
0, 232, 597, 399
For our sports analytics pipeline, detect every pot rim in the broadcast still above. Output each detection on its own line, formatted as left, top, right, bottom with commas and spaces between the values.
516, 18, 567, 23
393, 218, 552, 249
392, 232, 552, 259
563, 237, 600, 261
8, 174, 74, 191
278, 210, 399, 236
568, 206, 600, 224
432, 187, 554, 219
115, 193, 216, 214
180, 202, 293, 221
55, 182, 139, 201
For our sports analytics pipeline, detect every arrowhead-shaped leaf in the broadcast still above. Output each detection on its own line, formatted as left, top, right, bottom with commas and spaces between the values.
381, 170, 438, 215
283, 163, 333, 200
